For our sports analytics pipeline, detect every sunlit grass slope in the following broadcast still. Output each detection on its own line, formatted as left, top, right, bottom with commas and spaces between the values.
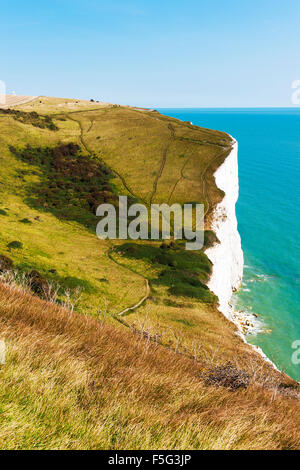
0, 282, 299, 450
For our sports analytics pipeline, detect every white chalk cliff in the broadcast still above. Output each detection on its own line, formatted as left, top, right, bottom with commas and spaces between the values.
205, 140, 244, 320
205, 143, 282, 372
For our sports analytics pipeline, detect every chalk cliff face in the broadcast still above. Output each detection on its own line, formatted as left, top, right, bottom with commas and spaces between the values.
205, 140, 244, 319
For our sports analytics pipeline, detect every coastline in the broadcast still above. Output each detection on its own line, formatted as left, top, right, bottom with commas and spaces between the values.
205, 137, 280, 372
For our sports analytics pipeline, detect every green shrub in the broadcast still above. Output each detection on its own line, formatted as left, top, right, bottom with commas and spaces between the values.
204, 230, 219, 249
0, 108, 58, 130
7, 241, 23, 249
9, 143, 118, 227
19, 218, 32, 224
116, 242, 215, 303
169, 284, 216, 303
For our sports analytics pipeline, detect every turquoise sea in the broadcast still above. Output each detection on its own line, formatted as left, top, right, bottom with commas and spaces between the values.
159, 108, 300, 381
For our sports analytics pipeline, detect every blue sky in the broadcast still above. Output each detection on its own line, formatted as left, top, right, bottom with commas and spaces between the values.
1, 0, 300, 107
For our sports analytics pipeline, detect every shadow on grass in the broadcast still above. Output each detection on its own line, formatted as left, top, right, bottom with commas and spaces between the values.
14, 258, 97, 297
115, 242, 218, 304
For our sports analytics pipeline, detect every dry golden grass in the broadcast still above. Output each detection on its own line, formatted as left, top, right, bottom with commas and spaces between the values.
14, 96, 111, 114
0, 281, 299, 450
0, 95, 37, 108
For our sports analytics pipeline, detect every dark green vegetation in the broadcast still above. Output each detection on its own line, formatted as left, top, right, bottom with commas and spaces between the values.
203, 229, 219, 248
0, 108, 58, 130
19, 218, 32, 224
9, 143, 118, 227
116, 242, 217, 303
7, 241, 23, 249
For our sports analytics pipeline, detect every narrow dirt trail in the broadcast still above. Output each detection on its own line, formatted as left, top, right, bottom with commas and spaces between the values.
67, 107, 232, 217
167, 156, 192, 205
117, 279, 150, 316
166, 134, 233, 217
107, 246, 151, 317
67, 114, 94, 154
87, 118, 95, 133
149, 123, 175, 205
67, 113, 143, 203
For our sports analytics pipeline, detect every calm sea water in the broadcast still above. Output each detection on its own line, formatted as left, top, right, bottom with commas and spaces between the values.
159, 108, 300, 381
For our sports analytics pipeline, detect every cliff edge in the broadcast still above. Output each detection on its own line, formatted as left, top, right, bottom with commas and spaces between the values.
205, 140, 244, 319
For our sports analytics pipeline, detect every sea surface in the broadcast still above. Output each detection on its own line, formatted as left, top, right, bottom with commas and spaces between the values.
159, 108, 300, 381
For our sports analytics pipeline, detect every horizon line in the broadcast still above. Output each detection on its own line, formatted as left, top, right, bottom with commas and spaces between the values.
154, 106, 300, 109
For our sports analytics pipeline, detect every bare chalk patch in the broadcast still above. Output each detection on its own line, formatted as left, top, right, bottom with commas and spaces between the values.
0, 340, 5, 365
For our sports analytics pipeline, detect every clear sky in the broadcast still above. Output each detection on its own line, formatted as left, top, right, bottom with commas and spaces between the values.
1, 0, 300, 107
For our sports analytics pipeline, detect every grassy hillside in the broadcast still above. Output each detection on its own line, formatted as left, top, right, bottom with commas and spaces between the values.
0, 281, 299, 450
0, 96, 299, 449
0, 96, 232, 330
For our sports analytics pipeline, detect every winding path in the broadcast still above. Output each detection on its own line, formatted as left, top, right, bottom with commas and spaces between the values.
107, 247, 151, 317
149, 123, 175, 204
117, 279, 150, 316
67, 113, 144, 203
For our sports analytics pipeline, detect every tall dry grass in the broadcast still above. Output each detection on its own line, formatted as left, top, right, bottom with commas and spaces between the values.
0, 281, 299, 450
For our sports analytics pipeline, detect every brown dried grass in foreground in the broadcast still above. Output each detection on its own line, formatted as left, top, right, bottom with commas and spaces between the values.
0, 281, 299, 450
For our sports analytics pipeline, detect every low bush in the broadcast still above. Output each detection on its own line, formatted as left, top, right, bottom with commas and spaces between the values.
10, 143, 118, 227
0, 108, 58, 130
7, 241, 23, 249
205, 363, 250, 390
19, 218, 32, 224
116, 242, 216, 303
26, 270, 50, 298
204, 230, 219, 249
